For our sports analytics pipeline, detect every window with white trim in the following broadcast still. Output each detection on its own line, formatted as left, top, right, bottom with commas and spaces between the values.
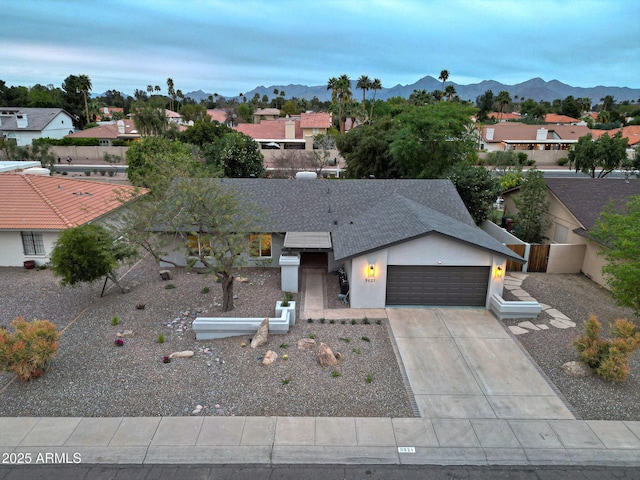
21, 231, 45, 255
249, 234, 272, 258
187, 234, 211, 257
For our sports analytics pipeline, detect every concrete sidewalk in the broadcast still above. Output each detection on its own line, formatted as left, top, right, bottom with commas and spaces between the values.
1, 416, 639, 466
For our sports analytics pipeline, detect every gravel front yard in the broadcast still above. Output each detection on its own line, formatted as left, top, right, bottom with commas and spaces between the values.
0, 257, 414, 418
503, 272, 640, 421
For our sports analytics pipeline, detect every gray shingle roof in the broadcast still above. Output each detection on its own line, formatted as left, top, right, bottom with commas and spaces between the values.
545, 178, 640, 233
0, 108, 71, 132
332, 194, 522, 261
210, 178, 521, 262
218, 178, 475, 232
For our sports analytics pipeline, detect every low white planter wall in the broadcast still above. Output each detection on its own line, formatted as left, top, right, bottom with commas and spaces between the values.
489, 294, 541, 321
193, 309, 290, 340
275, 301, 296, 326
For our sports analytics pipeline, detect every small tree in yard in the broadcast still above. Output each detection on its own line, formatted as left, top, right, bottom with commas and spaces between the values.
50, 223, 137, 296
568, 132, 629, 178
590, 195, 640, 316
0, 318, 59, 381
513, 168, 550, 243
118, 178, 262, 312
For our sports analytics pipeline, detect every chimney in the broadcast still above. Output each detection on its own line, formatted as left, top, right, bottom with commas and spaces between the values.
485, 128, 494, 141
117, 120, 125, 134
16, 114, 27, 129
285, 120, 295, 139
536, 128, 548, 141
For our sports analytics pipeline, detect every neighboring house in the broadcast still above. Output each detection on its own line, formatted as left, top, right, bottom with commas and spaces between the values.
503, 178, 640, 287
300, 112, 332, 145
0, 172, 141, 267
479, 122, 591, 152
206, 109, 229, 125
252, 108, 280, 123
0, 108, 76, 146
66, 120, 140, 145
544, 114, 582, 125
165, 109, 184, 125
487, 112, 523, 122
96, 107, 125, 121
235, 119, 305, 150
160, 178, 522, 309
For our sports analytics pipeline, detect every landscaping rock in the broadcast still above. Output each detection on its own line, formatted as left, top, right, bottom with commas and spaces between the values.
297, 338, 316, 350
262, 350, 278, 366
159, 270, 173, 281
251, 318, 269, 349
169, 350, 194, 359
317, 342, 338, 367
562, 361, 593, 378
116, 330, 134, 338
236, 276, 250, 283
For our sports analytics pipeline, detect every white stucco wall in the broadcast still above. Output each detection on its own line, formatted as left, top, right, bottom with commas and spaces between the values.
347, 233, 507, 309
0, 230, 59, 267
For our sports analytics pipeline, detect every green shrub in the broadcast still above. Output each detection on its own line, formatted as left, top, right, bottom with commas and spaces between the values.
330, 370, 341, 378
363, 317, 370, 324
329, 319, 335, 324
351, 319, 357, 325
84, 170, 91, 176
320, 318, 325, 324
339, 337, 350, 343
361, 336, 370, 342
279, 343, 288, 349
307, 318, 314, 323
157, 333, 165, 344
282, 378, 290, 385
352, 347, 361, 354
281, 292, 294, 307
165, 283, 176, 289
0, 317, 59, 381
573, 315, 640, 382
111, 316, 119, 326
365, 374, 373, 384
201, 286, 210, 294
557, 157, 569, 166
309, 333, 316, 339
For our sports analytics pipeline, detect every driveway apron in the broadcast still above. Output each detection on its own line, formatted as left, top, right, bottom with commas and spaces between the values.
387, 308, 575, 420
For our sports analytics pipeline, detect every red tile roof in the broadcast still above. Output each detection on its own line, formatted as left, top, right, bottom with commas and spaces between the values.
545, 114, 580, 124
300, 112, 331, 129
481, 123, 591, 142
487, 112, 523, 121
0, 173, 143, 230
235, 120, 302, 140
67, 122, 138, 139
206, 109, 228, 123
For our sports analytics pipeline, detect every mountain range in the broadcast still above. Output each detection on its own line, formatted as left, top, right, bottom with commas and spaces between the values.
184, 76, 640, 105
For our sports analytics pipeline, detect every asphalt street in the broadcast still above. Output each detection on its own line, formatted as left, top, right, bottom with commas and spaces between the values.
1, 464, 640, 480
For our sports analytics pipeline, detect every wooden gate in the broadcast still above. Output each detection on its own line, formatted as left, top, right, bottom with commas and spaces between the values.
505, 244, 525, 271
528, 244, 549, 272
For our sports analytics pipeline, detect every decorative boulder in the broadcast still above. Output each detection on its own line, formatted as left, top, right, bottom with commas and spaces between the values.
262, 350, 278, 366
297, 338, 317, 351
562, 361, 592, 378
159, 270, 173, 281
251, 318, 269, 349
236, 276, 250, 283
116, 330, 134, 338
169, 350, 194, 359
317, 342, 338, 367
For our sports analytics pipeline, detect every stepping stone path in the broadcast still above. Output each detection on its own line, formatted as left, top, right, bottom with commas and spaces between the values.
504, 273, 576, 335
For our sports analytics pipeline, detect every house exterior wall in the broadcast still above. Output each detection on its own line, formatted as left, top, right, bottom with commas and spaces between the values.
581, 241, 608, 287
348, 234, 506, 309
0, 230, 59, 267
159, 233, 284, 269
547, 244, 586, 273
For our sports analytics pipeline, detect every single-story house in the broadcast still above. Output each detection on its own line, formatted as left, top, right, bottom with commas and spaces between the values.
66, 120, 140, 145
503, 177, 640, 287
0, 108, 76, 146
0, 172, 141, 267
161, 178, 523, 309
479, 122, 591, 152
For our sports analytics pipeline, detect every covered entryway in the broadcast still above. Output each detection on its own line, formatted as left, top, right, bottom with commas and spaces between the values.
386, 266, 490, 306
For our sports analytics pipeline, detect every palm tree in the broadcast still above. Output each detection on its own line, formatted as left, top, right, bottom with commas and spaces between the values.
146, 85, 153, 96
444, 84, 457, 102
600, 95, 615, 112
77, 74, 92, 128
356, 75, 371, 104
495, 90, 512, 121
166, 78, 175, 111
369, 78, 382, 123
154, 85, 161, 94
176, 89, 184, 109
439, 69, 449, 96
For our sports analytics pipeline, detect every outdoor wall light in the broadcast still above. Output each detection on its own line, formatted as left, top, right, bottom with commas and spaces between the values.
367, 264, 376, 278
494, 266, 504, 278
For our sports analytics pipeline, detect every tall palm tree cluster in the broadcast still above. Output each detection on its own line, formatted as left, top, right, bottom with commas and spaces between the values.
327, 74, 382, 133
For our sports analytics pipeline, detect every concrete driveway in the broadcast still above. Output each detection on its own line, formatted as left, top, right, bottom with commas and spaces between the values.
387, 308, 575, 420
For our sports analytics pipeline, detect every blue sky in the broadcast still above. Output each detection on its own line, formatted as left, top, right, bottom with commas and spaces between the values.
2, 0, 639, 97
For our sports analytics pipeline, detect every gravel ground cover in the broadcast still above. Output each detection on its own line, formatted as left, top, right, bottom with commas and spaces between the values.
0, 257, 413, 418
503, 272, 640, 421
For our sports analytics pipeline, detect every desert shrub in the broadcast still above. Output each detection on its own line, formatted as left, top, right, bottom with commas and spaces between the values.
0, 317, 59, 381
557, 157, 569, 166
573, 315, 640, 382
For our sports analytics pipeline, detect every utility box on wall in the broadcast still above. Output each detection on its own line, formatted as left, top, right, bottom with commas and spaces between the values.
279, 254, 300, 293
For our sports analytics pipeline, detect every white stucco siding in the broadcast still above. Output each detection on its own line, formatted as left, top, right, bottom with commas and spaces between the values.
0, 230, 59, 266
348, 234, 507, 309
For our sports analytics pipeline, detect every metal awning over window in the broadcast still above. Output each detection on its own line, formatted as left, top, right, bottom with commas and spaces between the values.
283, 232, 332, 250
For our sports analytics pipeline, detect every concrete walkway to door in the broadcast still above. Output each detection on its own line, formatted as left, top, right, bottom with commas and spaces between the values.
387, 308, 575, 420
